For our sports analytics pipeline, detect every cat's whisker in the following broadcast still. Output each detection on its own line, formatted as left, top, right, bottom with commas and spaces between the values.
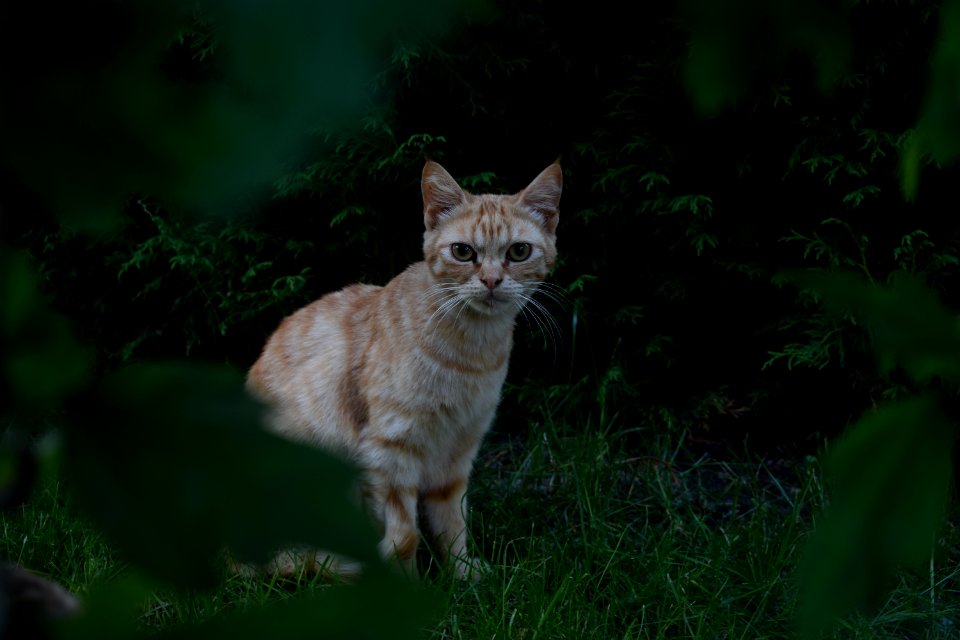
418, 284, 461, 305
516, 299, 553, 348
435, 297, 457, 321
418, 284, 460, 306
440, 295, 470, 326
422, 294, 456, 315
452, 299, 469, 326
526, 284, 570, 342
533, 285, 570, 304
527, 303, 559, 353
523, 305, 562, 366
421, 290, 463, 311
422, 282, 461, 294
432, 295, 467, 329
537, 281, 573, 295
529, 292, 567, 319
535, 281, 573, 300
537, 299, 563, 339
512, 299, 535, 334
427, 295, 464, 327
425, 295, 455, 324
530, 282, 573, 310
517, 293, 561, 348
515, 296, 547, 341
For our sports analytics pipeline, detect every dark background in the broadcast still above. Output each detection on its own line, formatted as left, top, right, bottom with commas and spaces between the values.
2, 0, 957, 453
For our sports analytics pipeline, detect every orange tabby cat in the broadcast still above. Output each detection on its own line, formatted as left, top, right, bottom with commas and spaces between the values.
246, 160, 561, 578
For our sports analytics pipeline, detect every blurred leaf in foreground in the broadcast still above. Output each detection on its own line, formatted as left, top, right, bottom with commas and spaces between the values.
0, 0, 477, 231
798, 395, 953, 638
50, 575, 149, 640
903, 0, 960, 200
55, 571, 436, 640
786, 270, 960, 384
785, 270, 959, 635
682, 0, 851, 115
64, 363, 379, 589
161, 573, 436, 640
0, 250, 92, 411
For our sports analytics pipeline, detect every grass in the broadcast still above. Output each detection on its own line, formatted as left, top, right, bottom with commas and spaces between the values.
454, 422, 815, 639
4, 412, 960, 639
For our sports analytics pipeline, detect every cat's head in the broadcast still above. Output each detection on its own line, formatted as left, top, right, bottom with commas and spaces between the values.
421, 160, 561, 318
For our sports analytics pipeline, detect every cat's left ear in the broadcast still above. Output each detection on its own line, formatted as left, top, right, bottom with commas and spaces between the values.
519, 162, 562, 234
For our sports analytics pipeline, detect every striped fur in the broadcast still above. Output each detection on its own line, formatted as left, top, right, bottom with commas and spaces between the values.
247, 161, 562, 579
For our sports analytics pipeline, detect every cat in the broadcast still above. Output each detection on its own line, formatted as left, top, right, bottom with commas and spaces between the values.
246, 159, 561, 579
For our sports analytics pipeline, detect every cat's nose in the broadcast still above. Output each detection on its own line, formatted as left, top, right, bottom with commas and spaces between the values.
481, 276, 503, 290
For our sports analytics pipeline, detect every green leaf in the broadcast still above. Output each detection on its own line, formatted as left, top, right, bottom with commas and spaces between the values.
900, 130, 922, 202
0, 251, 39, 338
906, 0, 960, 198
54, 574, 153, 640
798, 395, 953, 638
4, 315, 93, 407
64, 363, 379, 589
786, 270, 960, 384
1, 0, 474, 229
1, 252, 93, 408
158, 574, 437, 640
56, 572, 438, 640
683, 0, 851, 115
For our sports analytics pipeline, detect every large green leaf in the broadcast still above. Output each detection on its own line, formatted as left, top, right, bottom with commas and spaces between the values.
52, 575, 151, 640
158, 574, 436, 640
787, 270, 960, 384
0, 251, 92, 410
682, 0, 851, 115
798, 395, 953, 638
64, 363, 379, 588
54, 572, 437, 640
903, 0, 960, 200
0, 251, 38, 339
1, 0, 477, 231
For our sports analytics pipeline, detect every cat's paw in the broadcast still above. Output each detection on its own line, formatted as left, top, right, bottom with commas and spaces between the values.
453, 555, 491, 581
229, 561, 259, 579
224, 553, 260, 579
314, 551, 364, 582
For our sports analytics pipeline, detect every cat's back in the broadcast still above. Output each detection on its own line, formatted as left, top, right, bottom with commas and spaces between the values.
247, 282, 381, 443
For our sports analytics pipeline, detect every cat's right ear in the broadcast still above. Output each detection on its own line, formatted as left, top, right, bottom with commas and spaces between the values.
519, 162, 562, 235
422, 161, 466, 230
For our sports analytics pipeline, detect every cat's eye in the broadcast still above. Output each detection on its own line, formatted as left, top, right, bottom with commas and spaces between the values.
507, 243, 532, 262
451, 243, 476, 262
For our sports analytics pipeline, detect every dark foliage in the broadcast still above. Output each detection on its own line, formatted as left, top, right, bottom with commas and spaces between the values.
7, 1, 958, 444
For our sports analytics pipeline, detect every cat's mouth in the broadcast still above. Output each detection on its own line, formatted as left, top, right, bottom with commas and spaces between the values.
482, 290, 508, 305
469, 290, 510, 312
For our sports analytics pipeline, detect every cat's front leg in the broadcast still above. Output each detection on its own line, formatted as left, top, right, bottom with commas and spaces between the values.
361, 432, 423, 578
422, 476, 487, 579
372, 480, 419, 577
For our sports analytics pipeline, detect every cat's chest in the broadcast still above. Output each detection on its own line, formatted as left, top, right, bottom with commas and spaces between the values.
360, 303, 513, 442
408, 350, 508, 418
404, 379, 501, 461
367, 337, 509, 432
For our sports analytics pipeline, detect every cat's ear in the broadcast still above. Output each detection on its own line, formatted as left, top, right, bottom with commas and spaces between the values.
519, 162, 562, 234
422, 161, 466, 230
